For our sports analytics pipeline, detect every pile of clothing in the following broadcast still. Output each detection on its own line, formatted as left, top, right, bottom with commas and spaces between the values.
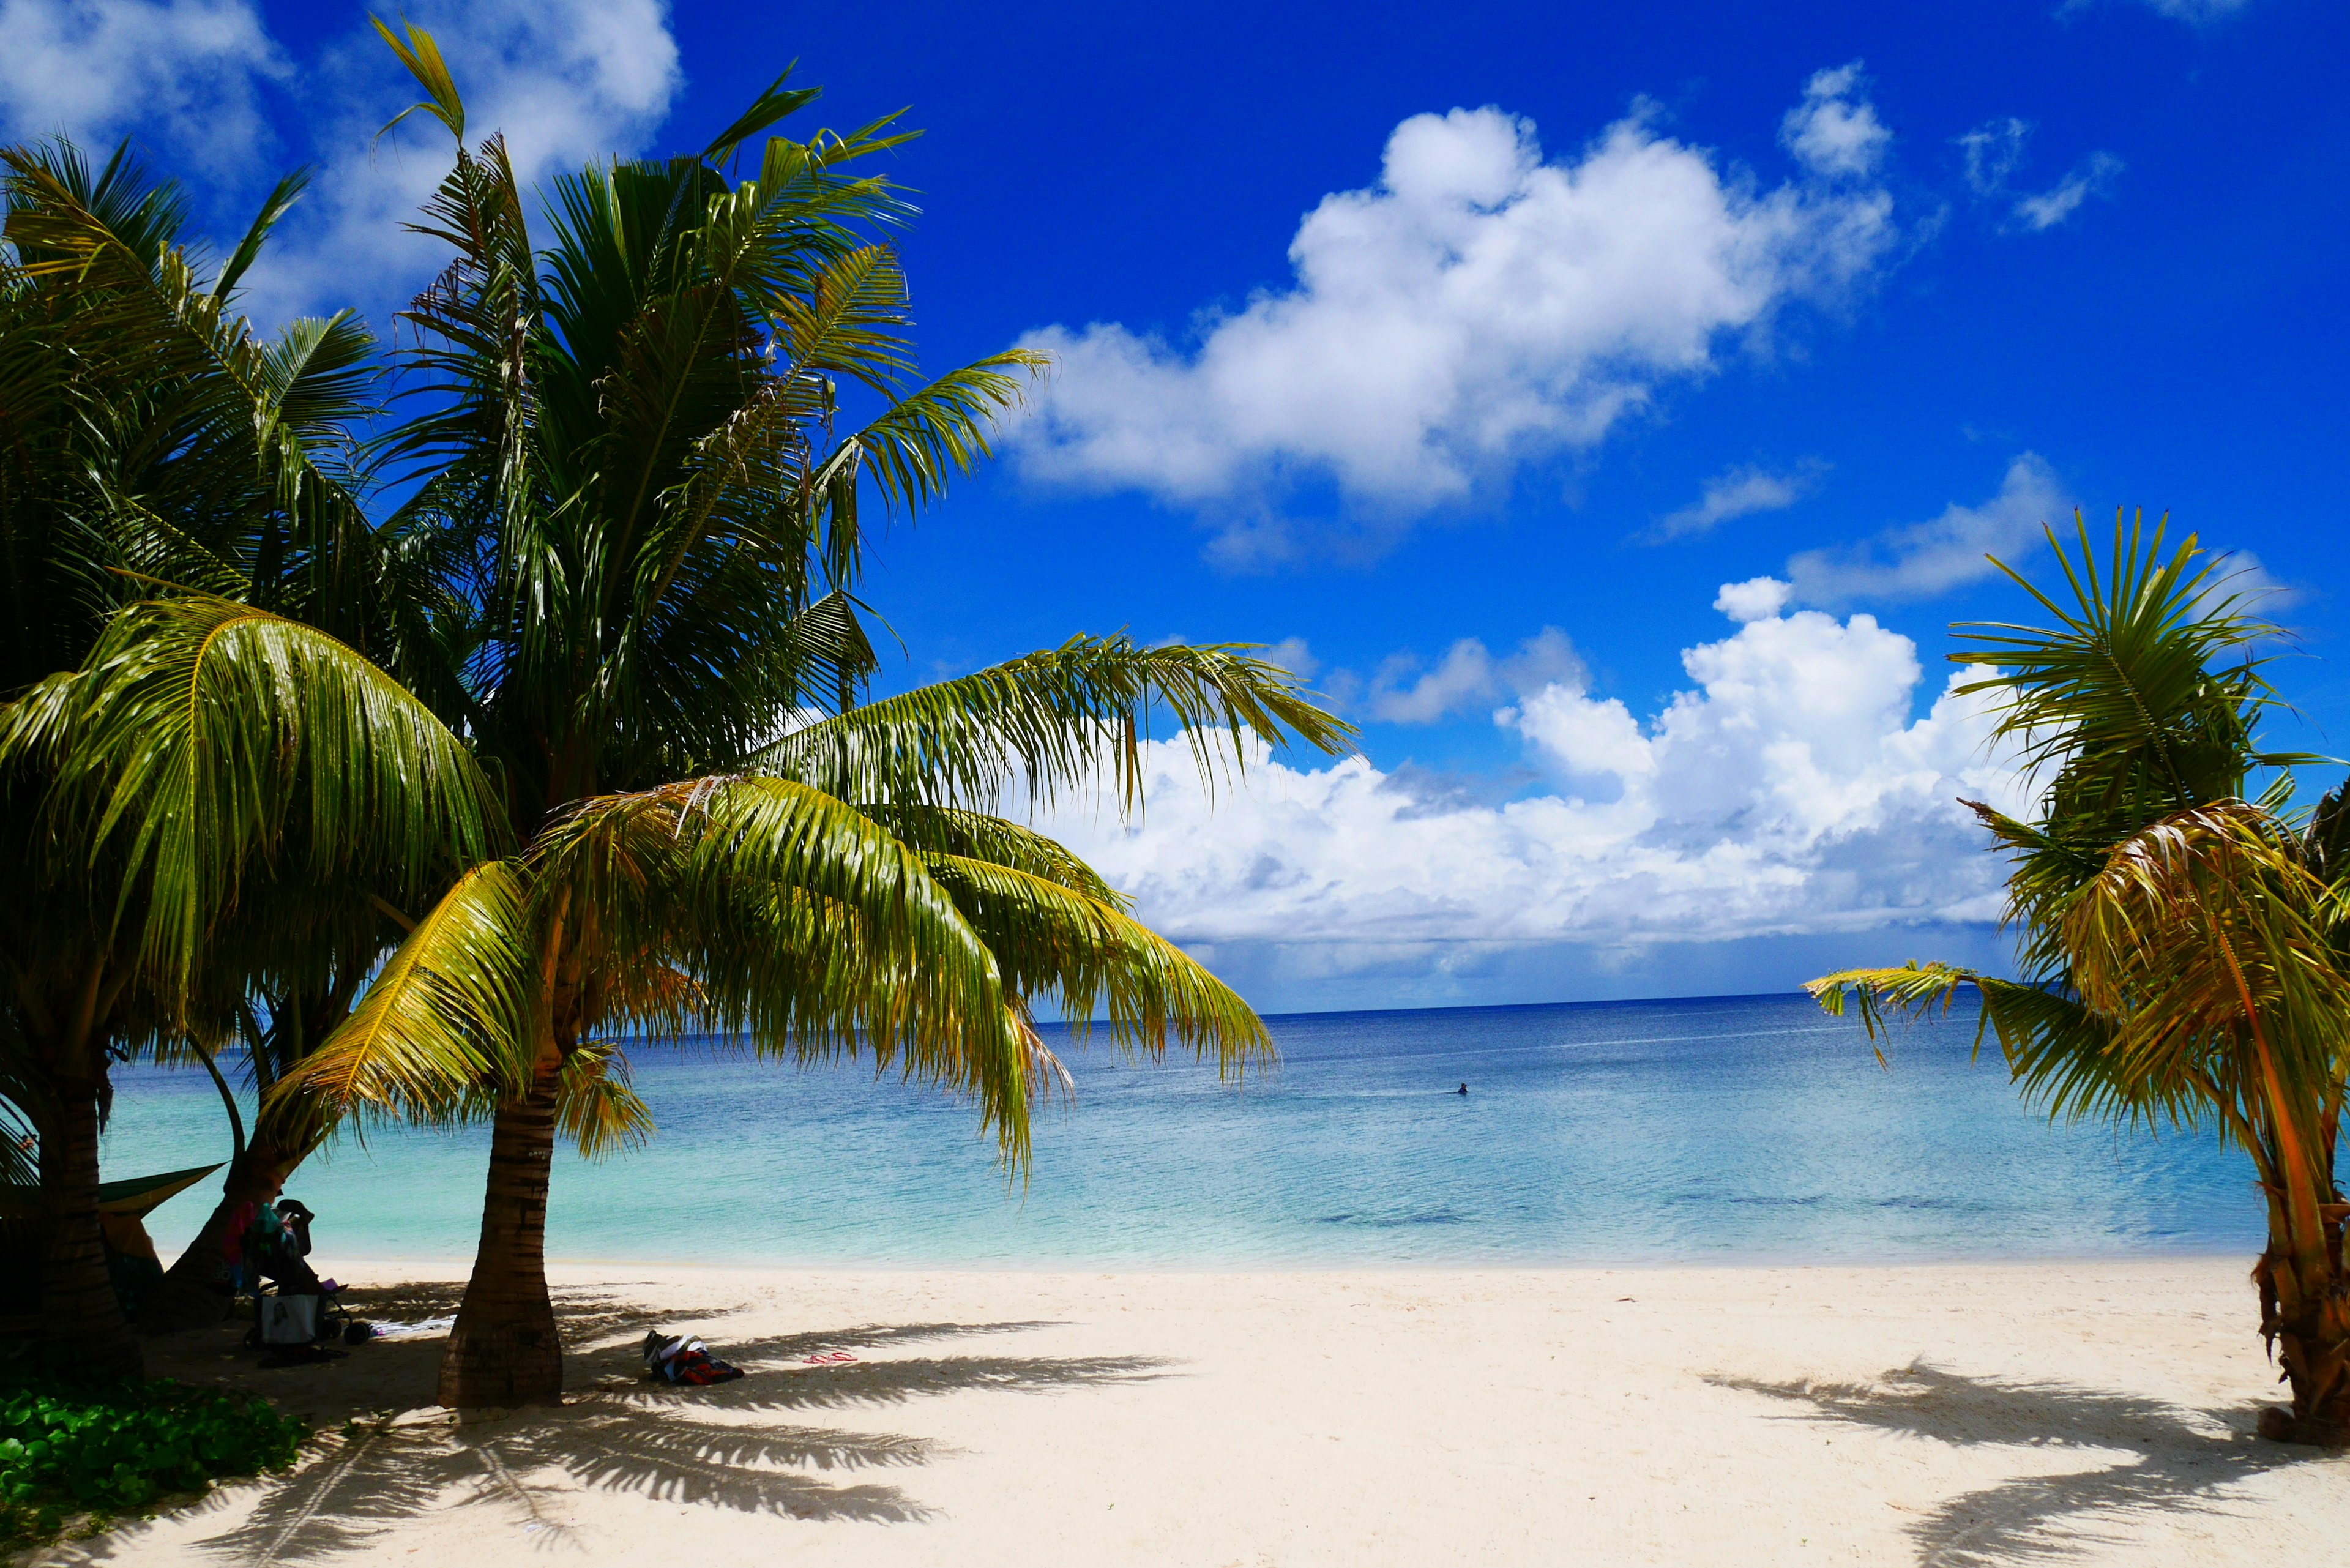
640, 1330, 745, 1386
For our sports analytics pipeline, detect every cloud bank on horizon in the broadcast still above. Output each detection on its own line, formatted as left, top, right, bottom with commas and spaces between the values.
1012, 66, 1901, 563
1037, 581, 2032, 982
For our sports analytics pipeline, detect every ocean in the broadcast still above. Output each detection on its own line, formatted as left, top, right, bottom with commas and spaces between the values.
102, 991, 2261, 1269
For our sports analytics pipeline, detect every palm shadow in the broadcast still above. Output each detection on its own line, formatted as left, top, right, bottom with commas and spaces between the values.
136, 1318, 1171, 1565
1707, 1362, 2331, 1566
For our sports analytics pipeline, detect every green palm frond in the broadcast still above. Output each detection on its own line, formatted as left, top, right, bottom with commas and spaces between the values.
1805, 961, 2179, 1129
210, 166, 310, 302
760, 636, 1356, 815
699, 67, 822, 168
12, 595, 504, 993
1955, 510, 2319, 817
536, 775, 1032, 1147
858, 804, 1130, 909
830, 352, 1047, 526
263, 861, 537, 1139
921, 853, 1270, 1073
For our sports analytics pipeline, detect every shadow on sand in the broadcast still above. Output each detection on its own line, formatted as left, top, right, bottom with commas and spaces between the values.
1708, 1361, 2333, 1566
71, 1307, 1169, 1566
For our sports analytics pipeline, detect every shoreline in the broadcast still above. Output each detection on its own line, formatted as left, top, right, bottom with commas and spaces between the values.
75, 1254, 2346, 1566
272, 1245, 2269, 1276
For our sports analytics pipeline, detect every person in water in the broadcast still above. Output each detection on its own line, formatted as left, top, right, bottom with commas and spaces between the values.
1457, 1082, 1469, 1096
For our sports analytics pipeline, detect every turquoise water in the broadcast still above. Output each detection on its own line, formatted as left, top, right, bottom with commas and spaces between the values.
102, 992, 2261, 1268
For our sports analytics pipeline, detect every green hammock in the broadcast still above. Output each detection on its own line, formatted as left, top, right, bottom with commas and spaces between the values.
94, 1163, 222, 1219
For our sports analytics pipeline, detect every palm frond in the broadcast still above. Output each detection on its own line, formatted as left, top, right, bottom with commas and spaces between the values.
263, 861, 537, 1139
922, 853, 1270, 1073
12, 595, 504, 994
758, 637, 1356, 815
556, 1040, 654, 1159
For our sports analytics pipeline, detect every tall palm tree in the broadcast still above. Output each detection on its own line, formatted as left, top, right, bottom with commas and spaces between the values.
35, 26, 1350, 1408
0, 136, 459, 1372
1808, 513, 2347, 1445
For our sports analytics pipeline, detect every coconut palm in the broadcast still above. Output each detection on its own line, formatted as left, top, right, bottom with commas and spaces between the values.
0, 135, 467, 1371
1808, 513, 2347, 1444
26, 26, 1348, 1407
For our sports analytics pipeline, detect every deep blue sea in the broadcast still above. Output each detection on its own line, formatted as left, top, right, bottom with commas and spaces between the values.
103, 993, 2261, 1268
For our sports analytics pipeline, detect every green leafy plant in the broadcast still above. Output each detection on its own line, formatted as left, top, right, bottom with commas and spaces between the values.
0, 1372, 307, 1548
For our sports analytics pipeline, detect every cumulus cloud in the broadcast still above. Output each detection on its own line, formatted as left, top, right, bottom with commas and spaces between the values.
1785, 454, 2069, 605
1956, 118, 2124, 233
1647, 461, 1821, 540
1779, 62, 1891, 179
1013, 73, 1900, 560
0, 0, 288, 175
1714, 577, 1793, 623
1037, 591, 2027, 979
1360, 629, 1584, 725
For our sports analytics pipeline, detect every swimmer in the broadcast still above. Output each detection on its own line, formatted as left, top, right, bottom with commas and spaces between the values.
1457, 1082, 1468, 1096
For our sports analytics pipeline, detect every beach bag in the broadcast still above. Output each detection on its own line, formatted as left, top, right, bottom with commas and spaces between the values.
257, 1292, 321, 1346
640, 1330, 744, 1386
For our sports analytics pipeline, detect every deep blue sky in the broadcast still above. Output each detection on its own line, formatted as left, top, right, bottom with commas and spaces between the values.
4, 0, 2344, 1007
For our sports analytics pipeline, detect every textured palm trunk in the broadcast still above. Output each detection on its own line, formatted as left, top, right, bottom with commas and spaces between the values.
2255, 1195, 2350, 1444
43, 1075, 143, 1379
438, 1053, 565, 1408
138, 1137, 299, 1333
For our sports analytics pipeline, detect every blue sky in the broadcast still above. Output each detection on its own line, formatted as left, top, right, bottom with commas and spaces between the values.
3, 0, 2344, 1011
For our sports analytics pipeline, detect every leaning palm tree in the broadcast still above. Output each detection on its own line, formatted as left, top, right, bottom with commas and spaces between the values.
1808, 512, 2347, 1445
36, 25, 1348, 1408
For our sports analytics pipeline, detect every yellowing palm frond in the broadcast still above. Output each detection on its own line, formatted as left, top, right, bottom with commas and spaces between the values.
263, 861, 537, 1140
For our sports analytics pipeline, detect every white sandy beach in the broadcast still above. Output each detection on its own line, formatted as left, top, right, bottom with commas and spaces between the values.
40, 1256, 2349, 1566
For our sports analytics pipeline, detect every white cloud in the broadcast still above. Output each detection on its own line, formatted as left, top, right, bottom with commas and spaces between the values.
1361, 629, 1584, 725
1037, 592, 2027, 977
1785, 454, 2069, 605
1779, 62, 1891, 179
1256, 637, 1322, 681
1714, 577, 1793, 623
1958, 117, 2031, 196
1649, 461, 1819, 540
1955, 118, 2123, 233
2010, 151, 2125, 232
0, 0, 288, 175
1014, 74, 1899, 559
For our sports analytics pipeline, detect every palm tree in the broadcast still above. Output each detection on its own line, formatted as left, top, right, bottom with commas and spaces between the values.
0, 136, 460, 1371
34, 26, 1349, 1408
1808, 513, 2347, 1445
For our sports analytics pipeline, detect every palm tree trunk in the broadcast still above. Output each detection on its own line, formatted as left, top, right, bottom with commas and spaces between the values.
138, 1137, 297, 1332
43, 1072, 143, 1379
2255, 1202, 2350, 1444
438, 1055, 564, 1408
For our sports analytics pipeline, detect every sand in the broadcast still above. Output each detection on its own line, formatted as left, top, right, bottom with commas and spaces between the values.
31, 1255, 2349, 1566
